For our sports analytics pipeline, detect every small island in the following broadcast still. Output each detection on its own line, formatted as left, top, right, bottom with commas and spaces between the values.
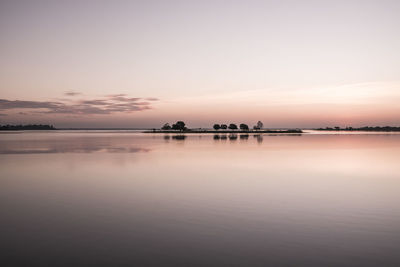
0, 124, 56, 131
144, 121, 303, 134
316, 126, 400, 132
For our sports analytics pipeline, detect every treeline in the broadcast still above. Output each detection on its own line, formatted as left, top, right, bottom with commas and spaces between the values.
213, 121, 264, 131
161, 121, 187, 131
0, 124, 56, 130
160, 121, 265, 132
317, 126, 400, 132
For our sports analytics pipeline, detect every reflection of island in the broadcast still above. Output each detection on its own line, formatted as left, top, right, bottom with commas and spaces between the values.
0, 135, 150, 154
316, 126, 400, 132
1, 124, 56, 130
0, 146, 150, 154
146, 121, 302, 134
163, 135, 187, 141
213, 134, 263, 143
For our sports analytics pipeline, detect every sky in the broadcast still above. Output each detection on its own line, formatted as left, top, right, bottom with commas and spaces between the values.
1, 0, 400, 128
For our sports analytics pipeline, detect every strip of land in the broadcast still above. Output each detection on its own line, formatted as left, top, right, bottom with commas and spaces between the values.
144, 129, 303, 134
0, 124, 56, 130
316, 126, 400, 132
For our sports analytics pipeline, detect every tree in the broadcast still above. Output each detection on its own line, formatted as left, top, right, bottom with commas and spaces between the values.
253, 121, 263, 130
172, 121, 186, 131
220, 124, 228, 130
228, 123, 238, 130
161, 123, 171, 130
240, 123, 249, 131
213, 124, 221, 130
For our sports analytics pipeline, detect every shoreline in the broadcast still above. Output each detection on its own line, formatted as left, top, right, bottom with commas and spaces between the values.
143, 129, 303, 134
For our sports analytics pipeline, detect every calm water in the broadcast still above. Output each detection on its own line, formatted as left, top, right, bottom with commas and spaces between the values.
1, 131, 400, 266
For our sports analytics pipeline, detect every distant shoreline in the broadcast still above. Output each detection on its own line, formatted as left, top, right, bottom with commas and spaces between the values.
0, 124, 56, 131
315, 126, 400, 132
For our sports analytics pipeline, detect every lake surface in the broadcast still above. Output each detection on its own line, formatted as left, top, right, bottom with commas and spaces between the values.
1, 131, 400, 266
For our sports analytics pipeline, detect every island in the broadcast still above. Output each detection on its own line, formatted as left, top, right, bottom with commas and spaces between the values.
0, 124, 56, 130
316, 126, 400, 132
144, 121, 303, 134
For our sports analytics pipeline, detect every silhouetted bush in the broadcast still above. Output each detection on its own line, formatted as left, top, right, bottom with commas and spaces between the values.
240, 123, 249, 131
161, 123, 171, 130
213, 124, 220, 130
228, 123, 238, 130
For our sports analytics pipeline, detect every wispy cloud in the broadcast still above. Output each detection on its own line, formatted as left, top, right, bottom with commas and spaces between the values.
64, 91, 82, 96
0, 95, 159, 116
145, 97, 159, 101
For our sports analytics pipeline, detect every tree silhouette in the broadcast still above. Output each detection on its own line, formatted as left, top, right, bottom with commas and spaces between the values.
228, 123, 238, 130
213, 124, 221, 130
240, 123, 249, 131
253, 121, 263, 130
221, 124, 228, 130
172, 121, 186, 131
161, 123, 171, 130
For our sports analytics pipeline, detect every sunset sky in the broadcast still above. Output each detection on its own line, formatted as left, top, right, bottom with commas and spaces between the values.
1, 0, 400, 128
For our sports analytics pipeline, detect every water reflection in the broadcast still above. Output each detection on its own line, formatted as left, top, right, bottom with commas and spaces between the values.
0, 147, 149, 154
1, 132, 400, 266
0, 134, 150, 154
254, 134, 263, 143
172, 135, 186, 140
229, 134, 238, 140
213, 134, 258, 142
240, 134, 249, 140
164, 135, 187, 142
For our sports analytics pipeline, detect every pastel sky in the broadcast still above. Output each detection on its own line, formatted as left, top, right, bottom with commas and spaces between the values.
1, 0, 400, 128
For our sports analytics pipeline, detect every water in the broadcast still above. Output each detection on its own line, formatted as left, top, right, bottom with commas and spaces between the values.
1, 131, 400, 266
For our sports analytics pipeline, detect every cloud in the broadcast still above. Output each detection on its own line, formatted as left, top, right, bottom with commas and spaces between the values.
145, 97, 159, 101
64, 91, 82, 96
0, 95, 159, 116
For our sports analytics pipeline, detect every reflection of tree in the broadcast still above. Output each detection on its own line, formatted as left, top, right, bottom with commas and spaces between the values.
254, 134, 263, 144
240, 134, 249, 140
229, 134, 238, 140
172, 135, 186, 140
